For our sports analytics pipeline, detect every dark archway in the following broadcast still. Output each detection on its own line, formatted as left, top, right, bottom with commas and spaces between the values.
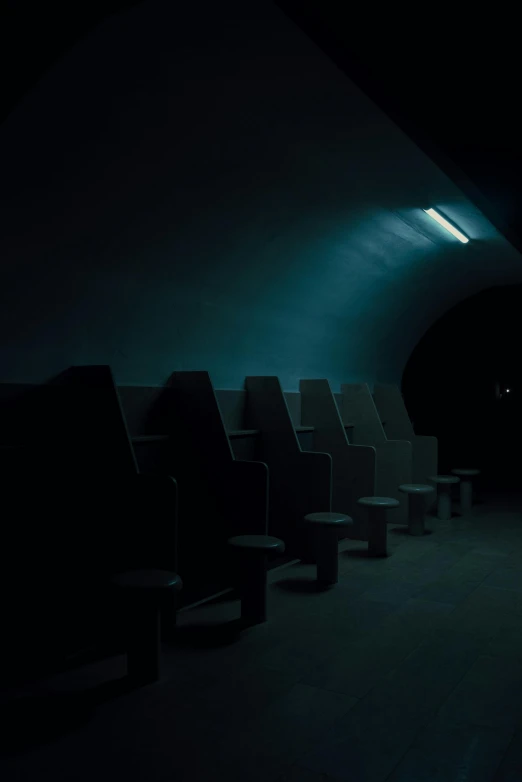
402, 284, 522, 492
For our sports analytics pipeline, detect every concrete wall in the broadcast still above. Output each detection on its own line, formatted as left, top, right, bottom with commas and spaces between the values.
1, 0, 521, 389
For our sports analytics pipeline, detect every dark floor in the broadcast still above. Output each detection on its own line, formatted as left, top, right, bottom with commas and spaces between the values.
3, 493, 522, 781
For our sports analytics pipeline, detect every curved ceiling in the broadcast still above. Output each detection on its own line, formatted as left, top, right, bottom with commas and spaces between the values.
275, 1, 522, 256
1, 0, 521, 388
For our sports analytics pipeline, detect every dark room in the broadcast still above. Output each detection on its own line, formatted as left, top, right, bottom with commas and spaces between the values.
2, 2, 522, 780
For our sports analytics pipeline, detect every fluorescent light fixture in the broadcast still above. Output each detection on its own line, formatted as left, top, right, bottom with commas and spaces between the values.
424, 208, 469, 243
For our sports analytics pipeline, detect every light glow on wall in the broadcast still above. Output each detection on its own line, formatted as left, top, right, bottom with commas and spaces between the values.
424, 208, 469, 243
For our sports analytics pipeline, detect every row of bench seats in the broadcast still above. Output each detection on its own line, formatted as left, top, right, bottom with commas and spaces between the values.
0, 366, 480, 685
114, 464, 481, 685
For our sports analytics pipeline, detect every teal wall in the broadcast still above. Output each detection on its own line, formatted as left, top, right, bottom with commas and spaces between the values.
1, 0, 521, 390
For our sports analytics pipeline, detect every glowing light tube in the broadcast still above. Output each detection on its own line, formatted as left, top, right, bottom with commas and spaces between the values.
424, 208, 469, 243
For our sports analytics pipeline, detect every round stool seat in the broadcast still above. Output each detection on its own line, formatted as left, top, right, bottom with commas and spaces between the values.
452, 469, 481, 477
228, 535, 285, 553
428, 475, 460, 484
357, 496, 400, 508
399, 484, 435, 495
304, 512, 353, 526
113, 569, 182, 591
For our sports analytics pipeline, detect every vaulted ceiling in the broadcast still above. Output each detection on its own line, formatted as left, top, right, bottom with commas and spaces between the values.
1, 0, 521, 388
275, 0, 522, 254
4, 1, 521, 249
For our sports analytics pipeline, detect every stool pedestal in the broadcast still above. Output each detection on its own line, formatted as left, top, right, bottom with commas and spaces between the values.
438, 488, 451, 521
409, 493, 426, 536
303, 513, 353, 585
127, 599, 161, 684
368, 507, 387, 556
452, 469, 481, 515
316, 533, 339, 583
429, 476, 460, 521
113, 569, 182, 686
357, 498, 400, 557
239, 553, 268, 624
228, 535, 285, 625
398, 484, 435, 536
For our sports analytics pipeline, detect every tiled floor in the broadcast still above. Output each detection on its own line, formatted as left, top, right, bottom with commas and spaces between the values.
3, 493, 522, 781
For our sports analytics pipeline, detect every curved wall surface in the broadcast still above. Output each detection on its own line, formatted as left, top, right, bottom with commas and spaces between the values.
1, 0, 521, 389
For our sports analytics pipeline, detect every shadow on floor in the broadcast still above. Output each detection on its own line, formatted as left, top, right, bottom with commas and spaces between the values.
274, 578, 332, 594
389, 527, 434, 536
0, 675, 134, 755
202, 589, 239, 605
170, 619, 244, 648
342, 548, 370, 559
